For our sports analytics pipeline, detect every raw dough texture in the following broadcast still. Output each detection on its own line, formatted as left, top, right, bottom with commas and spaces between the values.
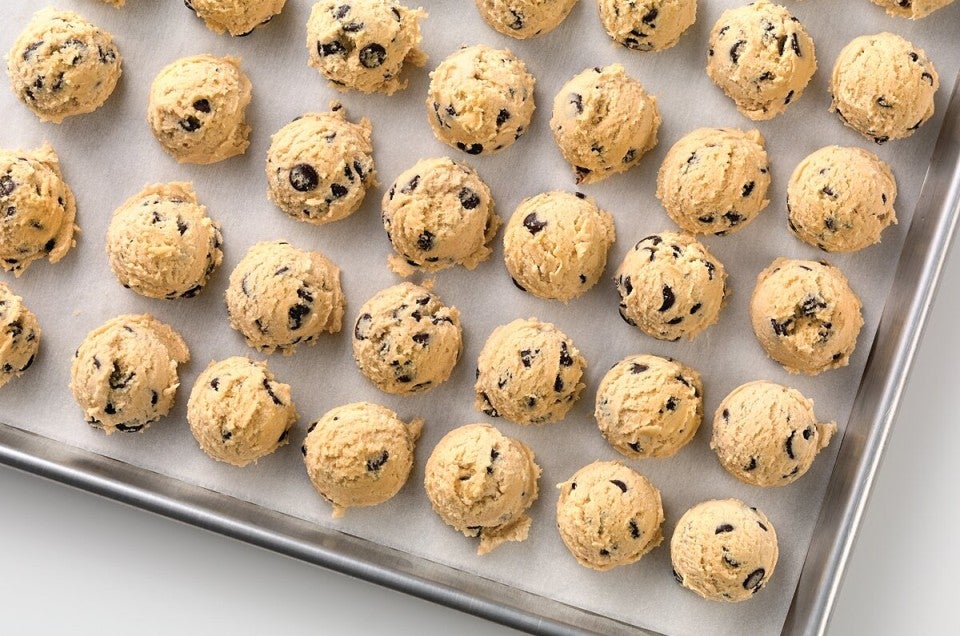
100, 1, 125, 6
556, 461, 664, 570
871, 0, 955, 19
266, 107, 376, 225
70, 315, 189, 435
302, 402, 423, 517
712, 380, 836, 487
787, 146, 897, 252
427, 45, 535, 156
106, 182, 223, 300
307, 0, 426, 95
598, 0, 697, 52
706, 0, 816, 121
424, 423, 540, 555
595, 354, 702, 459
352, 282, 462, 395
830, 33, 939, 144
614, 232, 727, 341
186, 0, 286, 36
657, 128, 771, 236
382, 157, 500, 274
148, 54, 252, 164
0, 282, 41, 389
750, 258, 863, 374
0, 143, 77, 276
671, 499, 779, 602
474, 317, 586, 425
187, 356, 297, 467
503, 191, 615, 302
226, 241, 344, 355
7, 8, 122, 123
474, 0, 578, 39
550, 64, 660, 184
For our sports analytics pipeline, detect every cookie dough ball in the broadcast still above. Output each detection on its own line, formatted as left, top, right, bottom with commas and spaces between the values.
7, 8, 122, 123
787, 146, 897, 252
503, 191, 615, 302
427, 45, 535, 156
556, 461, 664, 570
70, 315, 189, 435
712, 381, 836, 487
474, 318, 586, 425
0, 282, 41, 388
615, 232, 727, 341
266, 108, 376, 225
307, 1, 426, 95
148, 54, 252, 164
657, 128, 771, 236
0, 143, 77, 276
226, 241, 344, 355
830, 33, 939, 144
595, 354, 702, 459
106, 182, 223, 299
706, 0, 816, 121
352, 283, 462, 395
474, 0, 578, 38
382, 157, 500, 274
671, 499, 778, 602
185, 0, 286, 36
598, 0, 697, 52
871, 0, 955, 19
424, 423, 540, 555
750, 258, 863, 374
187, 357, 297, 466
551, 64, 660, 184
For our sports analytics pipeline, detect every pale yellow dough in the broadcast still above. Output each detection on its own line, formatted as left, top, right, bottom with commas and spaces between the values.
70, 315, 189, 435
0, 282, 41, 389
597, 0, 697, 52
424, 423, 540, 555
186, 0, 286, 36
187, 356, 297, 467
871, 0, 955, 19
148, 54, 252, 164
302, 402, 423, 517
0, 143, 77, 276
475, 0, 578, 39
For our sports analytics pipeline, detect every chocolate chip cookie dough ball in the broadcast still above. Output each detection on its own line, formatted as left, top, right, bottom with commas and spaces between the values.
266, 107, 376, 225
187, 357, 297, 467
7, 8, 122, 123
503, 191, 615, 302
148, 54, 252, 164
307, 0, 426, 95
0, 143, 77, 276
70, 315, 190, 435
106, 182, 223, 300
226, 241, 344, 355
474, 318, 586, 425
595, 354, 702, 459
185, 0, 286, 36
706, 0, 816, 121
0, 282, 40, 389
427, 45, 535, 156
657, 128, 771, 236
382, 157, 500, 274
474, 0, 578, 39
615, 232, 727, 341
598, 0, 697, 52
352, 283, 462, 395
750, 258, 863, 374
712, 381, 836, 487
424, 423, 540, 555
671, 499, 778, 602
871, 0, 955, 19
551, 64, 660, 184
787, 146, 897, 252
556, 461, 664, 571
302, 402, 423, 517
830, 33, 939, 144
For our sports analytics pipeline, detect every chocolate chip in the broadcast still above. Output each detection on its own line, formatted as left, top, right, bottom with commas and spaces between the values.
359, 43, 387, 68
456, 142, 484, 155
417, 230, 434, 251
22, 41, 42, 61
43, 238, 55, 252
790, 33, 801, 57
665, 397, 678, 411
342, 21, 364, 32
704, 261, 716, 280
553, 374, 564, 392
800, 295, 827, 316
288, 303, 311, 330
179, 116, 201, 132
758, 520, 768, 531
609, 479, 628, 493
724, 211, 743, 226
689, 303, 702, 315
730, 40, 745, 64
108, 362, 135, 390
366, 450, 389, 472
559, 342, 573, 367
722, 408, 730, 421
673, 569, 684, 584
458, 187, 480, 209
330, 183, 348, 199
150, 390, 159, 406
874, 135, 890, 145
104, 403, 116, 415
262, 379, 284, 406
193, 99, 211, 113
876, 96, 892, 108
743, 568, 765, 592
803, 426, 814, 440
523, 212, 547, 235
0, 176, 14, 197
742, 181, 755, 197
771, 318, 793, 337
570, 93, 583, 115
629, 520, 640, 539
620, 275, 633, 295
642, 7, 659, 24
354, 313, 372, 340
496, 109, 510, 127
630, 363, 648, 374
599, 549, 610, 557
176, 218, 188, 235
412, 332, 429, 345
715, 524, 734, 534
289, 164, 319, 192
319, 40, 346, 56
115, 423, 143, 433
743, 457, 757, 471
922, 72, 934, 85
666, 316, 683, 325
334, 4, 350, 19
519, 349, 534, 367
659, 285, 675, 312
399, 175, 420, 194
785, 430, 796, 459
723, 554, 741, 568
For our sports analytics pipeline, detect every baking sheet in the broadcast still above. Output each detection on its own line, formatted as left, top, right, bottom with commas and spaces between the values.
1, 1, 959, 634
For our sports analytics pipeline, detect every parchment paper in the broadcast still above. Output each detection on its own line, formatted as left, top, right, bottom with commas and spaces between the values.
1, 1, 959, 634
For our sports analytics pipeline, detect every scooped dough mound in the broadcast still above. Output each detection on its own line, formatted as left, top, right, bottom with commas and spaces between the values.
474, 0, 578, 39
598, 0, 697, 52
0, 282, 41, 389
186, 0, 286, 36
